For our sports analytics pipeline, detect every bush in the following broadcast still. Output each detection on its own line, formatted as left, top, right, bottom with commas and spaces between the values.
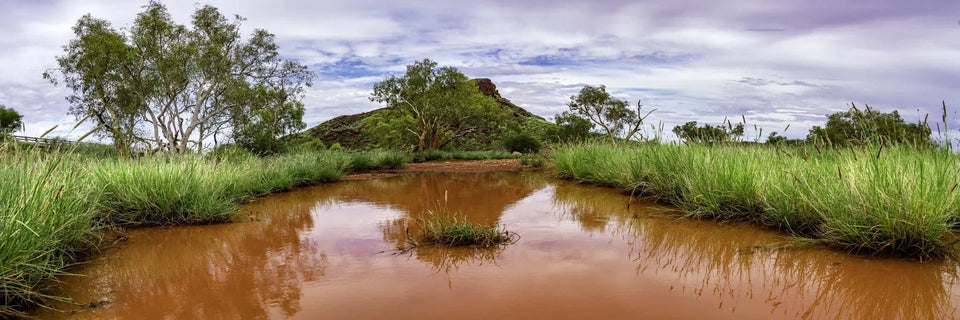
503, 133, 542, 154
330, 142, 343, 151
298, 139, 326, 152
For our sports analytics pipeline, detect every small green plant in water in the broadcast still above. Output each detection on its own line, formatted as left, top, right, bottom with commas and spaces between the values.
415, 211, 518, 248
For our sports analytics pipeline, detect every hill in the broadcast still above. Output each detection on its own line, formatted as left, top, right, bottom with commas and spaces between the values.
289, 79, 543, 149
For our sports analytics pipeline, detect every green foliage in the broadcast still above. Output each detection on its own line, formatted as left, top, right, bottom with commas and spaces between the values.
503, 132, 542, 153
234, 131, 288, 156
567, 85, 650, 143
231, 85, 308, 155
553, 111, 595, 142
554, 143, 960, 258
208, 144, 254, 162
766, 131, 787, 145
504, 116, 555, 143
672, 121, 745, 145
370, 59, 509, 151
0, 105, 23, 135
298, 139, 326, 152
46, 2, 313, 153
806, 104, 931, 146
415, 211, 515, 247
361, 110, 418, 150
329, 142, 343, 151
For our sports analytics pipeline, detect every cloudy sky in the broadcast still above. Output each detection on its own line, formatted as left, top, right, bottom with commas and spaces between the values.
2, 0, 959, 140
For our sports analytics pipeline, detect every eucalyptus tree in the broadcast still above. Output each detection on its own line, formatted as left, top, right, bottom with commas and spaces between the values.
369, 59, 507, 152
46, 2, 313, 153
566, 85, 652, 144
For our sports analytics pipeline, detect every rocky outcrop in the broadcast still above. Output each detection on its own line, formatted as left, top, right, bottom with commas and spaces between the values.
472, 78, 538, 118
290, 79, 541, 148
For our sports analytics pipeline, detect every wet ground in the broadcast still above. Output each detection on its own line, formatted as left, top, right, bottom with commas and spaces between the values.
40, 172, 960, 319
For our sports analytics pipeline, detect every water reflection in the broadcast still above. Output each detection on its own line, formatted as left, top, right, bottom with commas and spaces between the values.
51, 194, 326, 318
554, 181, 960, 319
42, 172, 960, 320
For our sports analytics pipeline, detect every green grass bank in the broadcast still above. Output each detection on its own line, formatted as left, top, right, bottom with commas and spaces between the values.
553, 143, 960, 258
0, 147, 407, 317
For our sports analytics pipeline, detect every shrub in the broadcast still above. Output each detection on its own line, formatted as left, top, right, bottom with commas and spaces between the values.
330, 142, 343, 151
299, 139, 326, 152
503, 132, 542, 153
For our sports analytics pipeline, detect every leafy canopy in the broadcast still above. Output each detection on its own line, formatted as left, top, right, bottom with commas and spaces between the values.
566, 85, 651, 143
553, 111, 595, 142
672, 121, 745, 145
806, 104, 931, 146
368, 59, 508, 151
0, 105, 23, 135
46, 1, 312, 153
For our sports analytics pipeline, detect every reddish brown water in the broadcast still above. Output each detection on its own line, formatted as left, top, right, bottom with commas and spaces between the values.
40, 172, 960, 319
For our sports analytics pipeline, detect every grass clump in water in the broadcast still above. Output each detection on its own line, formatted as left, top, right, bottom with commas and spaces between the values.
415, 211, 518, 248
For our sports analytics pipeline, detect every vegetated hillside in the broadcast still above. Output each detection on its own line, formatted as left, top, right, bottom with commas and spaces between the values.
288, 78, 543, 149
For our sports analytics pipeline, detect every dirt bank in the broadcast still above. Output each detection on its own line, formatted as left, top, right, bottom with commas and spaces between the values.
343, 159, 539, 180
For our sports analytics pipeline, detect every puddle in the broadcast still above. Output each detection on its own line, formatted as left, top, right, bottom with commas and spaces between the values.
40, 172, 960, 319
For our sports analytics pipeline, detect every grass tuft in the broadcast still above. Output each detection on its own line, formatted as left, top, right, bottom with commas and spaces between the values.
415, 211, 518, 248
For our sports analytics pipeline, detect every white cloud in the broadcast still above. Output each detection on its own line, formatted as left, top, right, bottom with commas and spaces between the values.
1, 0, 959, 141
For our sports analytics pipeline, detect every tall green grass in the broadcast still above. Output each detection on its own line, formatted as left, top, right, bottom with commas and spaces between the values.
0, 153, 99, 317
553, 143, 960, 258
0, 146, 407, 316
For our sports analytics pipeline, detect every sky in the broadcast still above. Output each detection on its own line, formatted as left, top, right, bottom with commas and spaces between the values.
2, 0, 960, 141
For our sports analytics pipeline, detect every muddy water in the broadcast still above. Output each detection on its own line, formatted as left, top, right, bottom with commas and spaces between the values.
41, 172, 960, 319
